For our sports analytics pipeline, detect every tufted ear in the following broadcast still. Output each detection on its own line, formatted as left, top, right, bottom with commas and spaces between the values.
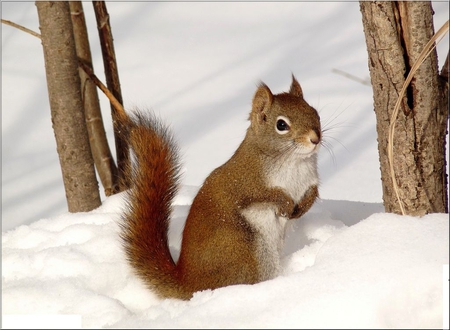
289, 74, 303, 98
250, 83, 273, 125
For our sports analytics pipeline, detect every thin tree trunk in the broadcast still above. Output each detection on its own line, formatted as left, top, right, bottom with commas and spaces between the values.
92, 1, 129, 191
360, 1, 448, 215
36, 1, 101, 212
69, 1, 119, 196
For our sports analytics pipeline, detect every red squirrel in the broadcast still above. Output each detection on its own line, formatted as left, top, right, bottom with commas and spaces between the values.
119, 75, 321, 300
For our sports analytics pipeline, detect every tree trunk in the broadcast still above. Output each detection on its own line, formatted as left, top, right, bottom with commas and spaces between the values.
360, 1, 448, 215
36, 1, 101, 212
69, 1, 119, 196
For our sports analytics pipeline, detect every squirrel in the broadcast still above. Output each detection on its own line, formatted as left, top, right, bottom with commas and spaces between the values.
119, 75, 321, 300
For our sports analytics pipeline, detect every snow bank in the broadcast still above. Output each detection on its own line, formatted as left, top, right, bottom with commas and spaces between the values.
2, 190, 448, 328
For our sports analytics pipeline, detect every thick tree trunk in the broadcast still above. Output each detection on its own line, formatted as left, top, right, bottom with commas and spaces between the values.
360, 1, 448, 215
69, 1, 118, 196
36, 1, 101, 212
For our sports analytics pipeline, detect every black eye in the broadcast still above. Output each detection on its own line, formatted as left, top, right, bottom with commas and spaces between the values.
276, 119, 290, 132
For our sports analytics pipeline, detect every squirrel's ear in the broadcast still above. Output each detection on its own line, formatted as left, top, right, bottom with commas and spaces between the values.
289, 74, 303, 98
251, 83, 273, 124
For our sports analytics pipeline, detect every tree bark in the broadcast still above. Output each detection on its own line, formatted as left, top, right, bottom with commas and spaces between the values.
36, 1, 101, 212
92, 1, 129, 191
360, 1, 448, 215
69, 1, 118, 196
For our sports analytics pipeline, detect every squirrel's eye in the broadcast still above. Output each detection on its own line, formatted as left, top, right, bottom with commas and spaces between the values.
276, 117, 291, 134
277, 120, 289, 131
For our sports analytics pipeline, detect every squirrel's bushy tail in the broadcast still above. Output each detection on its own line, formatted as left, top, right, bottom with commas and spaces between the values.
119, 109, 188, 299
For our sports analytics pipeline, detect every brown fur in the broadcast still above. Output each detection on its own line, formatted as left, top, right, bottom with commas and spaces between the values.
120, 76, 321, 300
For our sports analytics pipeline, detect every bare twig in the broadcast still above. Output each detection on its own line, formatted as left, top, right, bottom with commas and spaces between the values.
332, 68, 371, 86
78, 59, 126, 118
1, 19, 41, 39
92, 1, 129, 190
1, 17, 125, 118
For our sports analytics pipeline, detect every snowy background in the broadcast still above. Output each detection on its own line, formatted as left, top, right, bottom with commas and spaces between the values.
2, 1, 449, 329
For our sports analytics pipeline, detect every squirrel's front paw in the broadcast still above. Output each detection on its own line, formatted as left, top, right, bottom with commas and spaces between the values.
290, 204, 302, 219
276, 198, 296, 218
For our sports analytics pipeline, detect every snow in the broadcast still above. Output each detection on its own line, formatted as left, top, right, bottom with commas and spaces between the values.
2, 2, 449, 329
2, 194, 448, 328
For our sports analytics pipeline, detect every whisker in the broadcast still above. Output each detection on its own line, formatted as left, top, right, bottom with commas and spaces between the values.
319, 101, 349, 125
322, 134, 348, 152
320, 140, 337, 166
274, 142, 299, 170
320, 102, 355, 135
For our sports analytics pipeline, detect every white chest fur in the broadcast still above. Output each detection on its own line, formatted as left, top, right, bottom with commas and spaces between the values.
240, 204, 286, 280
266, 153, 318, 203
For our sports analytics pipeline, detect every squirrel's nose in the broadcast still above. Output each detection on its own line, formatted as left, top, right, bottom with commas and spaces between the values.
308, 129, 321, 145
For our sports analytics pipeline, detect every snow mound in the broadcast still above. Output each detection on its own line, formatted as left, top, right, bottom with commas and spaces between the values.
2, 192, 448, 328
